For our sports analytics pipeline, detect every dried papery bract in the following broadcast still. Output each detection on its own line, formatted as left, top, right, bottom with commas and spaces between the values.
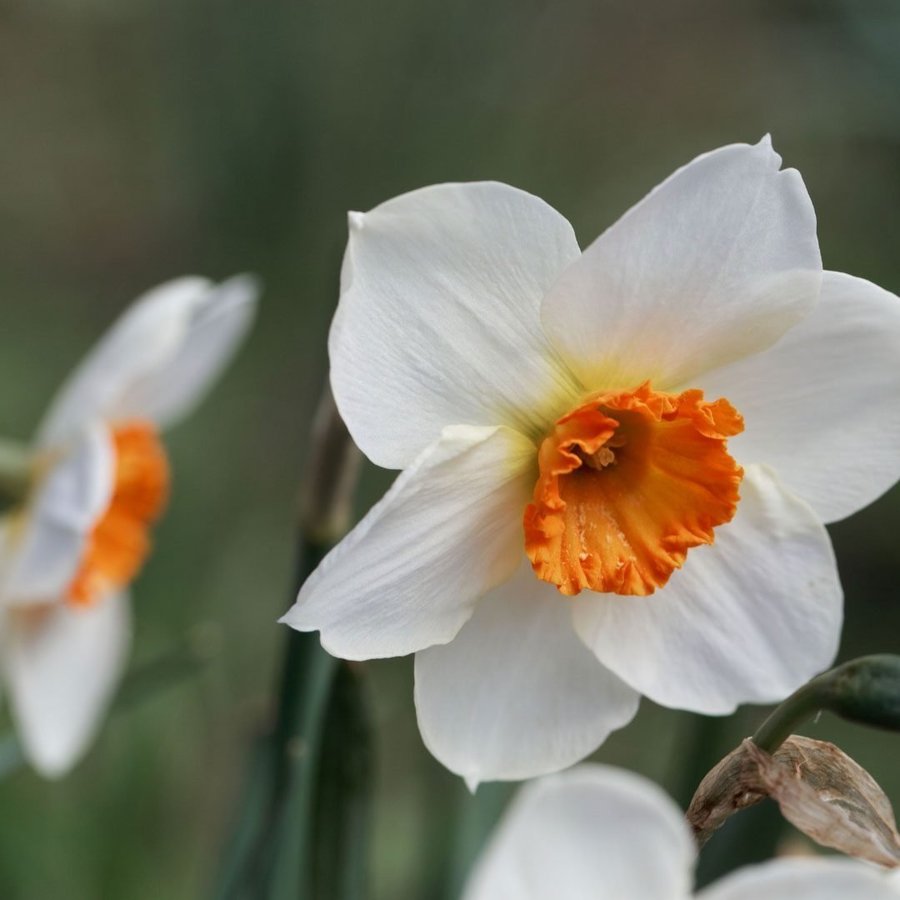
685, 737, 771, 844
687, 736, 900, 868
751, 739, 900, 868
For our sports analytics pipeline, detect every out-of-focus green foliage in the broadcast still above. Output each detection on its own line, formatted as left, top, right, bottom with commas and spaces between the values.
1, 0, 899, 896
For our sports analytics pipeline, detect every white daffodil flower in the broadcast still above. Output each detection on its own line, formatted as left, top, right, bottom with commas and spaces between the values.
0, 276, 258, 777
463, 764, 900, 900
283, 137, 900, 786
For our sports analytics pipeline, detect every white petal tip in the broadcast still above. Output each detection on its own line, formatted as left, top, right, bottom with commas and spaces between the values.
465, 775, 480, 794
276, 612, 356, 661
221, 272, 262, 302
754, 133, 782, 166
278, 608, 303, 628
348, 211, 365, 231
28, 754, 72, 780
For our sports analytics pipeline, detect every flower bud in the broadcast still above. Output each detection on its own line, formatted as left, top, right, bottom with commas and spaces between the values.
822, 654, 900, 733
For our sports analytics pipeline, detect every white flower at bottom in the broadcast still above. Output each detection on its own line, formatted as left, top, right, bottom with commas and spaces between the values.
464, 765, 900, 900
0, 276, 258, 776
282, 137, 900, 786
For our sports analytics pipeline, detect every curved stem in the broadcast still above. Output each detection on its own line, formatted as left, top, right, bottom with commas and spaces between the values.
752, 654, 900, 754
751, 678, 830, 753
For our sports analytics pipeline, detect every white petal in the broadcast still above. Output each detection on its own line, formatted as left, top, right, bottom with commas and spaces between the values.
330, 182, 583, 469
104, 274, 259, 430
573, 465, 842, 714
38, 278, 213, 446
4, 591, 131, 777
281, 425, 536, 659
541, 137, 821, 392
697, 271, 900, 523
2, 425, 113, 605
463, 765, 695, 900
700, 858, 900, 900
414, 558, 639, 786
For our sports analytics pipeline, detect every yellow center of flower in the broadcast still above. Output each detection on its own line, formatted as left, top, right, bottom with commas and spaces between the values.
67, 423, 170, 607
523, 382, 744, 597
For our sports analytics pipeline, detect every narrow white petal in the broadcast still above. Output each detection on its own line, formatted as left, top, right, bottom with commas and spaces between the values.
697, 271, 900, 523
3, 425, 113, 605
105, 275, 259, 430
699, 857, 900, 900
4, 591, 131, 777
573, 465, 842, 713
281, 425, 536, 659
414, 558, 639, 785
541, 138, 821, 392
38, 278, 213, 446
463, 765, 695, 900
330, 182, 583, 469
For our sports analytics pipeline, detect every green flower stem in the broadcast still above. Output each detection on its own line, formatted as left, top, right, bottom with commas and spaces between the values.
309, 662, 373, 900
751, 680, 832, 754
214, 550, 335, 900
214, 387, 367, 900
256, 593, 338, 897
752, 654, 900, 754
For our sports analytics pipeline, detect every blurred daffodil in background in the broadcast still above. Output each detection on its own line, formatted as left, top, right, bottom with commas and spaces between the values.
284, 137, 900, 787
463, 764, 900, 899
0, 276, 257, 777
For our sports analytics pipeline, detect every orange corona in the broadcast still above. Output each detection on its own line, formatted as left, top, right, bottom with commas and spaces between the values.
67, 423, 170, 606
524, 383, 743, 597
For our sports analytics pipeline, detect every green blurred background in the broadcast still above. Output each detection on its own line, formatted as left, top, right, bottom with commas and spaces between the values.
1, 0, 899, 896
